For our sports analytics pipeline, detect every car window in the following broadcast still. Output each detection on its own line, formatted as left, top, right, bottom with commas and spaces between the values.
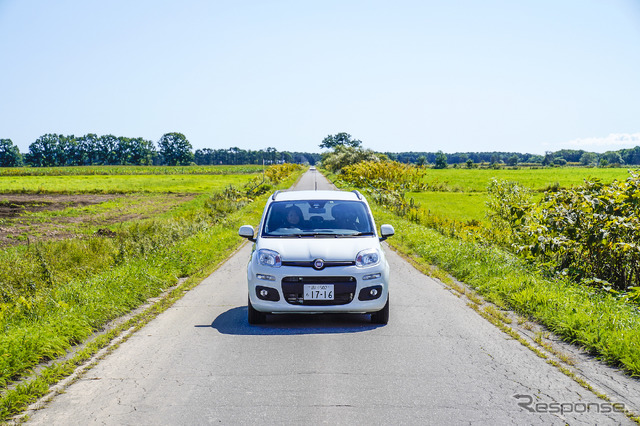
262, 200, 374, 237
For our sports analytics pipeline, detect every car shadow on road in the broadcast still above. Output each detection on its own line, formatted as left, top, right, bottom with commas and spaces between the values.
197, 306, 382, 335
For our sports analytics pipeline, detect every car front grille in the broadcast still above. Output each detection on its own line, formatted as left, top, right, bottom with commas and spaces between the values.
281, 276, 356, 305
281, 261, 355, 269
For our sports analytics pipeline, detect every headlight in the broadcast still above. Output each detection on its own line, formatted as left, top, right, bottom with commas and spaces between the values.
257, 249, 281, 267
356, 248, 380, 267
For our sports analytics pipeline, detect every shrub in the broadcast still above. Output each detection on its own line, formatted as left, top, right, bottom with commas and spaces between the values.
340, 161, 428, 192
487, 171, 640, 292
321, 146, 385, 172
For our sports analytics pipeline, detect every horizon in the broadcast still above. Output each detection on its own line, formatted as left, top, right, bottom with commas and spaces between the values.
7, 132, 640, 158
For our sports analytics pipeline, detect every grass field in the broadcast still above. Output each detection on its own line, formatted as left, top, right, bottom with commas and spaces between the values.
0, 165, 265, 176
419, 167, 634, 192
330, 165, 640, 384
0, 174, 257, 193
370, 203, 640, 379
409, 167, 636, 223
2, 163, 638, 421
0, 167, 268, 246
0, 164, 303, 420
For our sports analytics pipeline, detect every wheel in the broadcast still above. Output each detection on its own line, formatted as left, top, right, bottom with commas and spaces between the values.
371, 295, 389, 325
248, 297, 267, 325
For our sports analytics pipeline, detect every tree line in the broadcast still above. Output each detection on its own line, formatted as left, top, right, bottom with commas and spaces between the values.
323, 133, 640, 168
0, 134, 321, 167
3, 130, 640, 168
385, 147, 640, 167
1, 133, 187, 167
193, 147, 319, 166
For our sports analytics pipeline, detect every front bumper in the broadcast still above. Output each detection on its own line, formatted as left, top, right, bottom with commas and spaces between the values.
247, 263, 389, 314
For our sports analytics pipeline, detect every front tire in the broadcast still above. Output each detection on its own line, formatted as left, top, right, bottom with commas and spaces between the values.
248, 297, 267, 325
371, 295, 389, 325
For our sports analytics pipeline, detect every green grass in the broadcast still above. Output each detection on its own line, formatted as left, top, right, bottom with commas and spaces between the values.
0, 193, 206, 248
330, 166, 640, 378
0, 165, 304, 421
0, 174, 259, 194
371, 204, 640, 377
0, 165, 265, 176
24, 193, 191, 219
406, 191, 489, 223
406, 191, 546, 224
420, 167, 633, 192
405, 168, 634, 224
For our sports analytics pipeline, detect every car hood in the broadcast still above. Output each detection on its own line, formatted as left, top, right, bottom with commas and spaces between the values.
258, 237, 380, 261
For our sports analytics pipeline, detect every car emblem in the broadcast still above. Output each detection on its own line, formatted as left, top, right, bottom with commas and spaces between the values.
313, 259, 325, 270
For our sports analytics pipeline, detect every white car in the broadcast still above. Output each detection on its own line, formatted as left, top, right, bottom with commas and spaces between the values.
238, 190, 394, 325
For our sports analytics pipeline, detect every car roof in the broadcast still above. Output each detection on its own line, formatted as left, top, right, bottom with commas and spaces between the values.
271, 190, 363, 202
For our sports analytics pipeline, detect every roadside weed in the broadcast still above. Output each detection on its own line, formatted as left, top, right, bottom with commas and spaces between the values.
0, 165, 303, 421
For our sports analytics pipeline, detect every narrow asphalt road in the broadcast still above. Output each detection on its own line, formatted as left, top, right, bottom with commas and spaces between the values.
25, 169, 633, 425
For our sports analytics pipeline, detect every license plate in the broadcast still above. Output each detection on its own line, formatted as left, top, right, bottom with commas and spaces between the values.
303, 284, 334, 300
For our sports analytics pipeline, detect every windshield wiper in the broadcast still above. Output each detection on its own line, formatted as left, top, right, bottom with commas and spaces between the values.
337, 232, 374, 237
309, 232, 337, 237
278, 233, 334, 238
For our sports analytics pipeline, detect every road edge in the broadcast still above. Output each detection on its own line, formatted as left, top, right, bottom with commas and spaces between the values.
385, 242, 640, 424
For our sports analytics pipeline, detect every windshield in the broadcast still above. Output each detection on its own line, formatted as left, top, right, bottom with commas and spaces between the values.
262, 200, 374, 237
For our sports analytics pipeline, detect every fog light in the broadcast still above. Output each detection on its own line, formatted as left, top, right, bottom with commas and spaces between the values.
256, 286, 280, 301
358, 285, 383, 301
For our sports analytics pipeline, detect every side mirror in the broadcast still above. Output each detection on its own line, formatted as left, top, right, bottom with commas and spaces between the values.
238, 225, 256, 242
379, 224, 395, 241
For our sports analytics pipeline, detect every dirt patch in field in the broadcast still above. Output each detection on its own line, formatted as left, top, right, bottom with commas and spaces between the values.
0, 193, 196, 248
0, 194, 118, 218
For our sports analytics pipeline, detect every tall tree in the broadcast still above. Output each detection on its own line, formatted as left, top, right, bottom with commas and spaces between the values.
77, 133, 99, 165
115, 137, 133, 165
26, 134, 64, 167
126, 137, 155, 165
620, 146, 640, 165
96, 134, 120, 165
158, 132, 194, 166
580, 152, 598, 166
0, 139, 23, 167
434, 150, 448, 169
195, 148, 215, 165
602, 151, 624, 166
60, 135, 82, 166
228, 147, 240, 165
319, 132, 363, 149
265, 147, 277, 164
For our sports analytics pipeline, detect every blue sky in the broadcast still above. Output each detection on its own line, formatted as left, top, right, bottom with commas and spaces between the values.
1, 0, 639, 155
